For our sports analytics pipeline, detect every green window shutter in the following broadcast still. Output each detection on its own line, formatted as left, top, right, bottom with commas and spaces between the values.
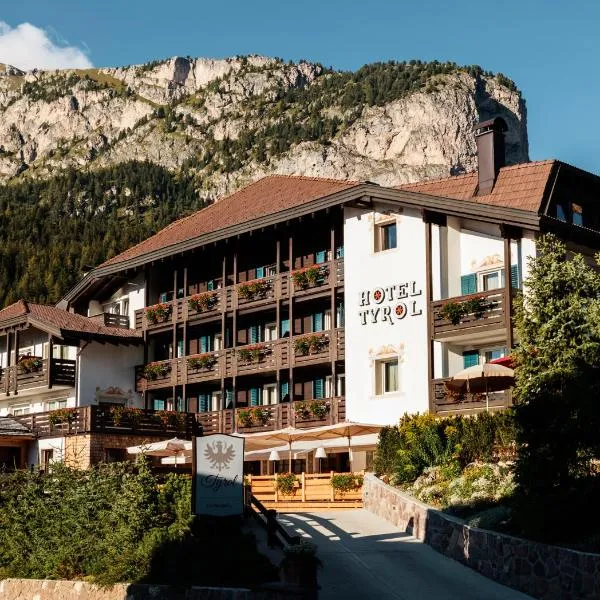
250, 388, 261, 406
256, 266, 265, 278
315, 250, 326, 264
207, 280, 214, 291
200, 335, 212, 353
225, 390, 233, 408
199, 394, 209, 412
313, 313, 324, 332
336, 246, 344, 259
153, 399, 165, 411
461, 273, 477, 295
314, 378, 325, 399
280, 381, 289, 399
336, 303, 345, 328
280, 319, 290, 337
159, 292, 168, 303
463, 350, 479, 369
510, 264, 520, 289
249, 325, 260, 344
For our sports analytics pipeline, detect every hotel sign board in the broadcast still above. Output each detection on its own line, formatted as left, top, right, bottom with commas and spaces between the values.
193, 434, 245, 516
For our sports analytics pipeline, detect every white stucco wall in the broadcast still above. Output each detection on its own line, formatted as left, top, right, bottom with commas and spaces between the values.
343, 206, 429, 425
88, 272, 145, 328
29, 437, 65, 466
77, 341, 143, 407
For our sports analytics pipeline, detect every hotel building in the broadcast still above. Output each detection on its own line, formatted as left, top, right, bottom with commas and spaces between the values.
1, 117, 599, 472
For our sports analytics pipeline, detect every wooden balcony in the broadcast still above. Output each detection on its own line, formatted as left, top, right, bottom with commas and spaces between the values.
135, 329, 345, 392
431, 378, 510, 415
0, 358, 76, 395
12, 405, 200, 439
102, 313, 130, 329
197, 397, 346, 435
430, 289, 507, 341
134, 258, 345, 332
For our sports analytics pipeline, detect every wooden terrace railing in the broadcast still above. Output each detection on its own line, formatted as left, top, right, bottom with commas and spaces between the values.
136, 329, 345, 392
135, 258, 345, 332
431, 378, 510, 415
430, 289, 507, 339
0, 358, 76, 395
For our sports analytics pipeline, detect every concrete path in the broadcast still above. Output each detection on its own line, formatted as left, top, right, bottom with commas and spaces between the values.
278, 509, 532, 600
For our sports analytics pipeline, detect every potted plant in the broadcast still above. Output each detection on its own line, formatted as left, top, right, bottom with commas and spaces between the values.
251, 406, 271, 426
294, 401, 312, 420
330, 473, 364, 497
188, 292, 218, 312
275, 472, 299, 496
309, 399, 330, 420
48, 407, 77, 429
280, 541, 321, 591
237, 409, 254, 428
439, 296, 489, 325
187, 353, 216, 370
18, 356, 43, 373
145, 302, 172, 325
143, 361, 171, 380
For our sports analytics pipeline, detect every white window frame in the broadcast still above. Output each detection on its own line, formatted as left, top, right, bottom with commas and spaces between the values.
375, 357, 399, 396
374, 217, 398, 253
263, 383, 278, 406
11, 404, 31, 416
211, 391, 222, 412
481, 346, 507, 364
264, 323, 278, 342
478, 267, 505, 292
46, 399, 67, 412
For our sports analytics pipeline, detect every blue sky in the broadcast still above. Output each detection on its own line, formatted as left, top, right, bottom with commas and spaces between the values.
2, 1, 599, 172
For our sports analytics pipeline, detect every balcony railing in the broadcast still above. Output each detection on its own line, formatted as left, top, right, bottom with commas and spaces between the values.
135, 259, 345, 332
431, 378, 510, 415
12, 405, 200, 439
103, 313, 130, 329
0, 358, 76, 395
135, 329, 345, 392
430, 289, 507, 339
197, 397, 346, 435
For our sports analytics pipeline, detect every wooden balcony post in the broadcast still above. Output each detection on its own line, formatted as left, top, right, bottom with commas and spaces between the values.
13, 329, 19, 395
503, 234, 514, 350
301, 472, 306, 502
5, 332, 10, 396
424, 217, 434, 412
47, 334, 54, 389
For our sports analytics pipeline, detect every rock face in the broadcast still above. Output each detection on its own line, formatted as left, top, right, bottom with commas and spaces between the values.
0, 56, 528, 197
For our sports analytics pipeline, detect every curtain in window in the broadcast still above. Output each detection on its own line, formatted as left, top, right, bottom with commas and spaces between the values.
385, 361, 398, 392
462, 350, 479, 369
460, 274, 477, 295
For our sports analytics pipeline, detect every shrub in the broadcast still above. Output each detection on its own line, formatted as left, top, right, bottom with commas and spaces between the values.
293, 334, 328, 356
275, 473, 298, 496
294, 401, 311, 420
237, 409, 253, 428
309, 399, 329, 419
331, 473, 363, 495
237, 407, 271, 427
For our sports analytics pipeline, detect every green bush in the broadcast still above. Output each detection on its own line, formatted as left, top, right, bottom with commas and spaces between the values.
0, 461, 275, 586
373, 412, 516, 484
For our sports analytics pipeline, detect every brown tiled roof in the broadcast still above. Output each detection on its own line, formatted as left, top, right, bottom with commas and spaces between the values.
102, 175, 360, 267
397, 160, 557, 212
0, 300, 141, 341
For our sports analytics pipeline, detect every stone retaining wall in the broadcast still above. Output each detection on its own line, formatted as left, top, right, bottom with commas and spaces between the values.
0, 579, 302, 600
363, 473, 600, 599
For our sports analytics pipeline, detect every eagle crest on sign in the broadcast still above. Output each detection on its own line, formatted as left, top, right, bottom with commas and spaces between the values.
204, 440, 236, 472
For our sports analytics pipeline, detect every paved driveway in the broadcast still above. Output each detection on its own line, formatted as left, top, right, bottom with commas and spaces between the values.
278, 510, 532, 600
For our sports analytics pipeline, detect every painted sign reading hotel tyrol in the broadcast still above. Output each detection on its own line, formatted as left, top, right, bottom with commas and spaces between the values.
358, 281, 423, 325
194, 434, 244, 516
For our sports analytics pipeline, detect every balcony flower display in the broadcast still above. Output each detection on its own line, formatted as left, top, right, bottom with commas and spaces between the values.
309, 399, 330, 419
48, 407, 77, 427
187, 353, 216, 371
188, 292, 218, 313
294, 401, 312, 420
145, 302, 172, 325
237, 406, 271, 427
439, 296, 489, 325
155, 409, 185, 431
291, 265, 328, 290
238, 278, 270, 300
143, 361, 171, 380
293, 334, 328, 356
110, 405, 143, 427
18, 356, 43, 373
237, 344, 270, 363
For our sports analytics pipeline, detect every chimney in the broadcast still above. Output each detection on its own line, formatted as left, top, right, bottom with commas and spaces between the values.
473, 117, 507, 195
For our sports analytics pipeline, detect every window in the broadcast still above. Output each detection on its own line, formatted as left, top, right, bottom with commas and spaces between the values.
248, 325, 262, 344
47, 399, 67, 411
255, 267, 265, 278
214, 334, 223, 351
11, 404, 31, 416
265, 265, 277, 276
315, 250, 327, 264
463, 350, 479, 369
556, 203, 568, 222
41, 449, 54, 472
484, 348, 506, 363
572, 203, 583, 226
211, 392, 222, 412
280, 319, 290, 338
153, 399, 166, 411
481, 270, 503, 291
263, 384, 277, 405
336, 303, 345, 328
249, 387, 262, 406
375, 221, 397, 252
313, 378, 325, 399
313, 312, 324, 333
375, 359, 399, 395
264, 324, 277, 342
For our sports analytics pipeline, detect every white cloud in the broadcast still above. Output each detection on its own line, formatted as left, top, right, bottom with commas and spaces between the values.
0, 21, 92, 71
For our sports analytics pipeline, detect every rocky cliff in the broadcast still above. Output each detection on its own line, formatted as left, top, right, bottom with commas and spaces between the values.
0, 57, 528, 198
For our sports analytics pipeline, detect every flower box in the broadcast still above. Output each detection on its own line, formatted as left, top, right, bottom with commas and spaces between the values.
143, 362, 171, 380
237, 344, 270, 363
187, 353, 217, 370
188, 292, 218, 313
291, 265, 328, 290
238, 278, 270, 300
145, 302, 172, 325
18, 357, 43, 373
293, 334, 328, 356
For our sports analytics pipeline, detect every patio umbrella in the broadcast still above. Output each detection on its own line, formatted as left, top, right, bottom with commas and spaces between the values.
489, 355, 515, 369
127, 437, 192, 466
445, 363, 515, 412
240, 423, 383, 471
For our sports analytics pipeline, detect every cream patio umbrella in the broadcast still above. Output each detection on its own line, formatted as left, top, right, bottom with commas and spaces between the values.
445, 363, 515, 412
127, 437, 192, 466
240, 423, 383, 472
